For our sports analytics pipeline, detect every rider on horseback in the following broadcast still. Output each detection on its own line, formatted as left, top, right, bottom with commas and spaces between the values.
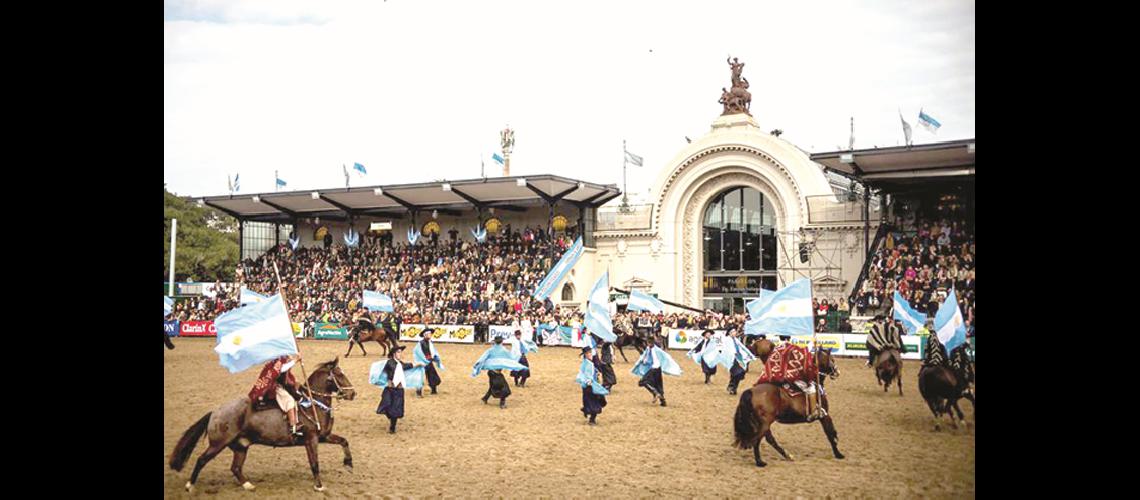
352, 307, 374, 342
249, 354, 304, 437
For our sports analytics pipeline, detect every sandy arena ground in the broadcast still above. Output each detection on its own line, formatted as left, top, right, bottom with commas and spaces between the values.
164, 338, 974, 498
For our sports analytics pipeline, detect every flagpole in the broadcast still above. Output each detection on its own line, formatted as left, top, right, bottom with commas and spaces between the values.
621, 140, 629, 212
273, 261, 322, 432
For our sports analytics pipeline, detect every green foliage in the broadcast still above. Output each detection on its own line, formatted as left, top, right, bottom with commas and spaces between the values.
163, 186, 239, 282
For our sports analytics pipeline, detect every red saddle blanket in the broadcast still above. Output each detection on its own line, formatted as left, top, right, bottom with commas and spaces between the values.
755, 344, 818, 386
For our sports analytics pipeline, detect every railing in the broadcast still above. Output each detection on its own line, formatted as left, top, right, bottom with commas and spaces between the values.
847, 223, 892, 305
596, 204, 654, 231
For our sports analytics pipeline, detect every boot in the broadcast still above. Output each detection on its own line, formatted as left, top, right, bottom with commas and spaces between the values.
588, 414, 597, 425
659, 397, 667, 407
431, 387, 438, 395
388, 418, 397, 434
416, 389, 423, 398
481, 395, 489, 404
499, 398, 507, 409
704, 373, 711, 384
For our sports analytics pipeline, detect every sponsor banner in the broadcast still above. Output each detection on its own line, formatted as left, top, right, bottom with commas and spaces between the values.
488, 325, 516, 343
784, 335, 844, 352
164, 320, 180, 337
292, 322, 304, 338
667, 329, 726, 350
180, 320, 216, 337
314, 322, 350, 340
399, 324, 476, 344
771, 334, 922, 360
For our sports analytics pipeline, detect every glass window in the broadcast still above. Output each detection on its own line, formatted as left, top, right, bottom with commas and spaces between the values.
704, 227, 721, 270
724, 228, 740, 270
744, 230, 761, 270
705, 186, 776, 273
762, 228, 777, 270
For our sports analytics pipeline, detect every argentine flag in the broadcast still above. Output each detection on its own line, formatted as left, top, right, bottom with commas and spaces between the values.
743, 279, 813, 336
933, 289, 967, 351
627, 289, 665, 313
892, 290, 927, 335
164, 296, 174, 317
745, 288, 776, 319
584, 272, 616, 342
363, 290, 395, 312
240, 287, 269, 306
353, 162, 367, 176
918, 109, 941, 134
214, 294, 298, 374
492, 153, 505, 165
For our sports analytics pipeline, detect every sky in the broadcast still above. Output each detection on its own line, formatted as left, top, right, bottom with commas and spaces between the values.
164, 0, 975, 200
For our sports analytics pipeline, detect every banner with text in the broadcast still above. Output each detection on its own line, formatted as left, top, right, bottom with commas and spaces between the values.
399, 324, 476, 343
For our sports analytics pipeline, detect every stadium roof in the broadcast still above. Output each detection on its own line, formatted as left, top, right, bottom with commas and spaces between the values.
811, 139, 975, 190
196, 174, 622, 223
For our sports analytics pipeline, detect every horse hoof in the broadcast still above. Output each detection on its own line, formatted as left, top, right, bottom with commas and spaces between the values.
344, 465, 354, 473
755, 461, 767, 468
314, 485, 326, 492
242, 481, 256, 491
834, 452, 845, 460
785, 454, 795, 461
185, 482, 194, 493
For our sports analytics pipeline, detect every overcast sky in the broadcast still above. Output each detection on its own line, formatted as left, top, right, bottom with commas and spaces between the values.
164, 0, 974, 200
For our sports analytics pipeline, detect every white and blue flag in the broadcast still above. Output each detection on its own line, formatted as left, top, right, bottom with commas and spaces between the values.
240, 287, 269, 306
532, 236, 584, 301
577, 358, 610, 396
584, 272, 617, 342
492, 153, 505, 165
353, 162, 367, 176
745, 288, 776, 319
214, 294, 298, 374
276, 176, 287, 188
892, 290, 927, 335
934, 288, 967, 352
918, 109, 941, 134
743, 279, 813, 336
627, 289, 665, 313
164, 296, 174, 317
631, 346, 682, 377
363, 290, 395, 312
471, 344, 528, 377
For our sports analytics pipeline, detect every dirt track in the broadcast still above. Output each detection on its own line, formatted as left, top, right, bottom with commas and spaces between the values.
164, 338, 974, 498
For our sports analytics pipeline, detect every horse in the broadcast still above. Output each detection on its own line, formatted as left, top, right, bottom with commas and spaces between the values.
815, 348, 840, 387
612, 315, 646, 362
874, 346, 903, 395
169, 358, 358, 492
344, 321, 400, 357
918, 345, 975, 430
164, 332, 176, 350
732, 378, 844, 467
750, 338, 774, 362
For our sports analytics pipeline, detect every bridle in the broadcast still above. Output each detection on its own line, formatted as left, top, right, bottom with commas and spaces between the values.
305, 367, 355, 400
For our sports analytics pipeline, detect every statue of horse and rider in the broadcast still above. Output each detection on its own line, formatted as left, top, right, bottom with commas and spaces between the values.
720, 56, 752, 115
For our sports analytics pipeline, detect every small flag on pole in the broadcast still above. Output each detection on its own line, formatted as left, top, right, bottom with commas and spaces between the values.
492, 153, 505, 165
900, 111, 913, 146
624, 149, 643, 167
933, 288, 967, 351
892, 290, 926, 335
627, 289, 665, 314
233, 174, 239, 192
276, 171, 287, 188
918, 109, 941, 134
353, 162, 367, 176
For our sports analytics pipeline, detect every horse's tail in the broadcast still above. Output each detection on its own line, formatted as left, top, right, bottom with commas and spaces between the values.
733, 389, 760, 449
169, 412, 211, 471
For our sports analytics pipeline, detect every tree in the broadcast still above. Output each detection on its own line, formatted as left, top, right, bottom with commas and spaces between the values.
164, 185, 239, 282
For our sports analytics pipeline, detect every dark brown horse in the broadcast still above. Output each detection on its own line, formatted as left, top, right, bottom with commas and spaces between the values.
344, 322, 399, 357
733, 380, 844, 467
750, 338, 774, 362
169, 358, 358, 492
874, 347, 903, 395
814, 348, 840, 387
918, 345, 975, 430
613, 315, 646, 362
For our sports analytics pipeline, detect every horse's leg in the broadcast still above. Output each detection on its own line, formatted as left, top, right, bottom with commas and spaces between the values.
304, 437, 324, 491
617, 344, 628, 363
897, 372, 903, 396
345, 339, 356, 357
753, 419, 771, 467
187, 441, 228, 492
819, 414, 844, 459
228, 442, 255, 490
764, 431, 793, 461
320, 433, 353, 473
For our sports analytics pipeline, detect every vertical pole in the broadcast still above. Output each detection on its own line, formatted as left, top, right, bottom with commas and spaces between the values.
239, 220, 245, 262
168, 219, 177, 296
864, 185, 871, 261
272, 262, 321, 432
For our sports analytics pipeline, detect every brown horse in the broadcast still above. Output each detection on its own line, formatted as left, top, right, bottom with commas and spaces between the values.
918, 345, 975, 430
613, 315, 646, 362
874, 347, 903, 395
815, 348, 840, 387
344, 322, 399, 357
169, 358, 358, 492
733, 380, 844, 467
750, 338, 774, 362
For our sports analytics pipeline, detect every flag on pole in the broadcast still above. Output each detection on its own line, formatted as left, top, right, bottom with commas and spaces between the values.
918, 109, 941, 134
353, 162, 367, 176
276, 173, 287, 188
627, 289, 665, 313
214, 294, 298, 374
933, 288, 967, 351
624, 149, 643, 167
363, 290, 395, 312
240, 287, 269, 306
164, 296, 174, 317
492, 153, 505, 165
745, 288, 776, 319
584, 272, 616, 342
892, 290, 926, 335
233, 174, 239, 192
743, 279, 813, 336
900, 111, 913, 146
342, 164, 350, 187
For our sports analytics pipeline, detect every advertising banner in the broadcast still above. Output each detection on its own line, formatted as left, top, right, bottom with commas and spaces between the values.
399, 324, 476, 343
314, 322, 350, 340
180, 321, 216, 337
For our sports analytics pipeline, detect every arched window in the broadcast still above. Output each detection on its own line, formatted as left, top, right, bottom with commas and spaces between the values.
703, 187, 776, 272
561, 283, 575, 301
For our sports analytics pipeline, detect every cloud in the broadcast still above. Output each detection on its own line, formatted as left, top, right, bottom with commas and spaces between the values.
163, 0, 339, 25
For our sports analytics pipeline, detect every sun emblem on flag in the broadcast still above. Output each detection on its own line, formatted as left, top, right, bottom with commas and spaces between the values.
232, 336, 242, 346
776, 303, 788, 314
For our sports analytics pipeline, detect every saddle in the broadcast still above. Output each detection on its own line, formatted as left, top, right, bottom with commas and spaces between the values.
252, 397, 281, 412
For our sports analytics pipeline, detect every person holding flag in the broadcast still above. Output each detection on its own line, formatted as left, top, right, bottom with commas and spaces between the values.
416, 328, 444, 396
576, 346, 610, 425
248, 354, 305, 437
724, 328, 757, 395
687, 330, 719, 384
510, 329, 538, 387
591, 333, 618, 390
369, 345, 423, 434
631, 337, 682, 407
472, 335, 528, 409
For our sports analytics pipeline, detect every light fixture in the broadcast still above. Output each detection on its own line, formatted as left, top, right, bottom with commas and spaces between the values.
252, 196, 261, 203
442, 183, 452, 192
489, 207, 496, 215
374, 188, 383, 196
432, 209, 438, 219
839, 153, 855, 164
516, 178, 527, 187
311, 192, 320, 200
315, 217, 320, 225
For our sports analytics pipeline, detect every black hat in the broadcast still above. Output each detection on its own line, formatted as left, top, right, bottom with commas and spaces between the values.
778, 334, 791, 340
703, 330, 714, 336
388, 345, 406, 358
421, 328, 435, 337
758, 334, 767, 339
494, 336, 505, 344
580, 346, 593, 356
